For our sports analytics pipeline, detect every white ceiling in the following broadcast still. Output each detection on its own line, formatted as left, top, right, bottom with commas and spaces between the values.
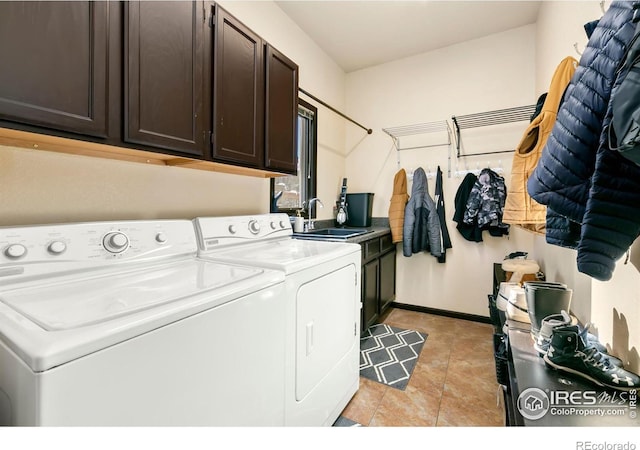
276, 1, 542, 73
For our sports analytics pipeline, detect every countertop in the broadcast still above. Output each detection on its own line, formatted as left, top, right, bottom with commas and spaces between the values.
345, 226, 391, 244
297, 217, 391, 244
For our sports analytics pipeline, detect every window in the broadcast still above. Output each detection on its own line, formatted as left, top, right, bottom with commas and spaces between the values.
270, 99, 317, 217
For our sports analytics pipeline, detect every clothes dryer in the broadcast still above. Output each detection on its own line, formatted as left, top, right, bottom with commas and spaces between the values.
194, 214, 361, 426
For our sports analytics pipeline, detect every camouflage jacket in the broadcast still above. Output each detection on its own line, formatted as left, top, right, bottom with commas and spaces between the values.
463, 168, 507, 228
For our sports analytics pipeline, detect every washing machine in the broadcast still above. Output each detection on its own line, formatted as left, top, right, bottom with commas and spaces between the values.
0, 219, 286, 426
194, 214, 361, 426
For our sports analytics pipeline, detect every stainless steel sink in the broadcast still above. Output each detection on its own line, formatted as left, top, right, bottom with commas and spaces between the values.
293, 227, 372, 240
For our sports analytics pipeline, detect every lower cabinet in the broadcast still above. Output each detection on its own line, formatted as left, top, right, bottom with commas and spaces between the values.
362, 259, 379, 331
379, 250, 396, 314
361, 232, 396, 332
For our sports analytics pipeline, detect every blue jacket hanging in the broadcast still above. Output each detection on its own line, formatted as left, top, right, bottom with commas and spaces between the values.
403, 168, 442, 258
527, 1, 637, 233
527, 1, 640, 280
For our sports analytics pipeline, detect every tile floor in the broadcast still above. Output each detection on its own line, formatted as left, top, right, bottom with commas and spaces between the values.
340, 307, 505, 426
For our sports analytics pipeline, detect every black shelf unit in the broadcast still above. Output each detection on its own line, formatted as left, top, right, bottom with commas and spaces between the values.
488, 263, 638, 427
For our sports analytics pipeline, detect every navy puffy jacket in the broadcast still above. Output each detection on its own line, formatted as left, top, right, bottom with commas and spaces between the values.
527, 1, 640, 280
527, 1, 637, 223
578, 24, 640, 281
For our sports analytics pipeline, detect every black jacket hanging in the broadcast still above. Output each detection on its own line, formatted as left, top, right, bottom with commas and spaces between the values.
453, 173, 483, 242
434, 166, 452, 262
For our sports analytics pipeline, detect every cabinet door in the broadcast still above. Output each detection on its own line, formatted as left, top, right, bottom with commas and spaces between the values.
0, 1, 110, 137
265, 45, 298, 174
362, 259, 379, 332
379, 250, 396, 314
212, 5, 264, 168
125, 1, 206, 157
362, 238, 381, 263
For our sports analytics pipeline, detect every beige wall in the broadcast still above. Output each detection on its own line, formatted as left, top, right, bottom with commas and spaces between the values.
345, 25, 538, 317
0, 0, 347, 227
534, 1, 639, 373
0, 146, 269, 226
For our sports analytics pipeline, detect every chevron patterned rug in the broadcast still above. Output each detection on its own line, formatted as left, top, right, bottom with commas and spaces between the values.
359, 324, 427, 391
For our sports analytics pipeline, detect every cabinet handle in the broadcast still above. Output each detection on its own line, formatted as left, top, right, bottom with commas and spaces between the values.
306, 321, 314, 356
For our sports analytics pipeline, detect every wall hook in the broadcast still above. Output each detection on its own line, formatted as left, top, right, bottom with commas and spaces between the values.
573, 42, 583, 56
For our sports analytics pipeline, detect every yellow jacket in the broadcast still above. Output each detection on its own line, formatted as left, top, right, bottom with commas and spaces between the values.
503, 56, 577, 234
389, 169, 409, 243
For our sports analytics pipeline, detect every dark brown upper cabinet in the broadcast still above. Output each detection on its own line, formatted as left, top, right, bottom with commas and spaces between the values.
211, 5, 264, 168
124, 1, 207, 157
0, 1, 110, 138
0, 1, 298, 177
265, 45, 299, 174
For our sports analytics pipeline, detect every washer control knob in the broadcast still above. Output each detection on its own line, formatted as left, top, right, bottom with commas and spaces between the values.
103, 232, 129, 254
228, 224, 237, 235
248, 220, 260, 235
47, 241, 67, 255
270, 221, 277, 230
155, 232, 167, 244
5, 244, 27, 259
279, 221, 287, 229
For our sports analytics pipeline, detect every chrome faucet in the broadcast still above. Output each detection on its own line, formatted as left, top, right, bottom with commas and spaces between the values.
305, 197, 324, 230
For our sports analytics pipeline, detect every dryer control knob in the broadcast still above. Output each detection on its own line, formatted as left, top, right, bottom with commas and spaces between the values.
155, 232, 167, 244
279, 221, 286, 229
103, 232, 129, 254
270, 221, 277, 230
228, 224, 237, 234
47, 241, 67, 255
248, 220, 260, 235
5, 244, 27, 259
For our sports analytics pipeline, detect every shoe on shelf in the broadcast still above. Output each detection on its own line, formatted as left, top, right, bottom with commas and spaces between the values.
506, 287, 530, 323
524, 284, 572, 338
534, 311, 572, 355
496, 282, 519, 311
534, 311, 624, 367
543, 325, 640, 391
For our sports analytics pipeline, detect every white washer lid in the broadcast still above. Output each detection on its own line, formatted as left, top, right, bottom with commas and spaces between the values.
1, 259, 265, 331
0, 258, 284, 371
201, 238, 360, 274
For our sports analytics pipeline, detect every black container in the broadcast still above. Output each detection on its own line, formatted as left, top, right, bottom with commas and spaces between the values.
345, 193, 374, 227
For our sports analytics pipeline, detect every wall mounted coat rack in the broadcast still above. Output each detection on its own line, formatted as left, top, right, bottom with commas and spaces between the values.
382, 120, 453, 177
451, 105, 536, 158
